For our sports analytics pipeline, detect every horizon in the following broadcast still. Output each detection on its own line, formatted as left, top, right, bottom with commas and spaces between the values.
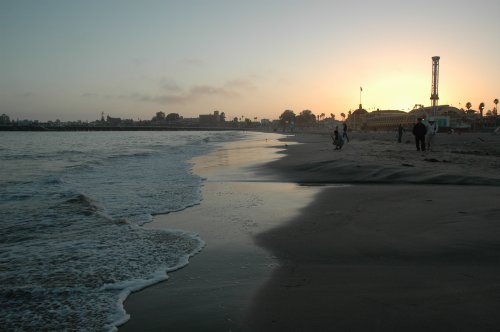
1, 0, 499, 122
0, 103, 488, 124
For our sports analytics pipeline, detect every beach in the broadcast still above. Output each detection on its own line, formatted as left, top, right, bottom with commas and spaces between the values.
119, 133, 322, 331
121, 130, 500, 331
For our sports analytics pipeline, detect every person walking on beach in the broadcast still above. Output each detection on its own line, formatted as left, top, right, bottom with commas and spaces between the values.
412, 118, 427, 151
342, 122, 349, 142
397, 124, 404, 143
426, 120, 438, 151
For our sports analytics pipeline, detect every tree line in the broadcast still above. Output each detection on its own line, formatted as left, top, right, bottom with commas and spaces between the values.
279, 109, 342, 128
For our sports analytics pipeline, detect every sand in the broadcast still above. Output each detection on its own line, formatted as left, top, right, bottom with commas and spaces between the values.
260, 130, 500, 185
247, 184, 500, 331
119, 133, 322, 331
120, 130, 500, 331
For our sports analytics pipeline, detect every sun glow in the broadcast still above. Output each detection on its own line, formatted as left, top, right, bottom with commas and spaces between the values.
1, 1, 498, 122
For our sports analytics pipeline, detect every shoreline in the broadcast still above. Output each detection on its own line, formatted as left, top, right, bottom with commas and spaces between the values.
121, 130, 500, 331
119, 132, 321, 331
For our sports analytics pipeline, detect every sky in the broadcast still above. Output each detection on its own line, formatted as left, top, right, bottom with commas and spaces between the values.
1, 0, 499, 122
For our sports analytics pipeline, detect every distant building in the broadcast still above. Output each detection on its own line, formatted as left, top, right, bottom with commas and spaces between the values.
106, 115, 122, 125
363, 109, 413, 130
199, 110, 225, 127
179, 117, 199, 126
346, 105, 467, 131
346, 105, 368, 130
408, 105, 465, 129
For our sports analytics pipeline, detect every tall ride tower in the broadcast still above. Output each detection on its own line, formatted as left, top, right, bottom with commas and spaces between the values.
430, 56, 440, 111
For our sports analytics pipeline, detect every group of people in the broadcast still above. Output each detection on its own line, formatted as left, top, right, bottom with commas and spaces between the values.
331, 123, 349, 150
411, 118, 439, 152
331, 118, 438, 152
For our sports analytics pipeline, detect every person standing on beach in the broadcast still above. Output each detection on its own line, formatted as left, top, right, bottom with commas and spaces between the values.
426, 120, 438, 151
397, 124, 404, 143
412, 118, 427, 151
342, 122, 349, 142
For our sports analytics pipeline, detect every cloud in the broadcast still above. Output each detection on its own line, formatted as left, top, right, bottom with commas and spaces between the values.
180, 57, 204, 67
114, 92, 191, 104
224, 79, 257, 91
81, 92, 99, 98
138, 80, 249, 104
188, 78, 259, 99
117, 93, 148, 101
79, 77, 257, 105
151, 95, 190, 104
189, 85, 239, 98
138, 94, 189, 104
160, 80, 182, 92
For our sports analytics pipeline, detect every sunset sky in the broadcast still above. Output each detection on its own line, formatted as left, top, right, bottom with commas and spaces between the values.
1, 0, 499, 122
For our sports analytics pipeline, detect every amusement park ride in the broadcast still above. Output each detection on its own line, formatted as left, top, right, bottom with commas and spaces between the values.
430, 56, 440, 115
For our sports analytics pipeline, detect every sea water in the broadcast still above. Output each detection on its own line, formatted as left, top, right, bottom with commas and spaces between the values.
0, 130, 247, 331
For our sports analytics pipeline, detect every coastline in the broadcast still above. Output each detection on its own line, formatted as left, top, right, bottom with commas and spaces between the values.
119, 132, 322, 331
121, 130, 500, 331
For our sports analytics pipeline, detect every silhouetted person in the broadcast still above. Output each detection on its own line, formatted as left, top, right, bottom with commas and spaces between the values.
331, 126, 343, 150
412, 118, 427, 151
426, 120, 438, 151
342, 123, 349, 142
397, 124, 403, 143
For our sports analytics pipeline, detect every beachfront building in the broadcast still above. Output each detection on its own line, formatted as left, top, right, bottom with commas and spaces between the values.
346, 106, 367, 130
346, 105, 468, 131
409, 105, 466, 129
364, 109, 414, 130
346, 106, 416, 131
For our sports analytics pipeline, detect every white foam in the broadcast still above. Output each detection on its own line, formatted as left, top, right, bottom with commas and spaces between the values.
111, 232, 205, 330
0, 131, 229, 331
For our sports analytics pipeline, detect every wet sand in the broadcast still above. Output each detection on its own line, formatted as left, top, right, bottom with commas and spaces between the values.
121, 130, 500, 331
120, 132, 321, 331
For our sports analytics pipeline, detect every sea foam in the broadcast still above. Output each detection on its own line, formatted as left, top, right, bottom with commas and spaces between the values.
0, 130, 242, 331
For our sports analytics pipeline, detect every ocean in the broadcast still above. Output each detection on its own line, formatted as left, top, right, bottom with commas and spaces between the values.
0, 130, 251, 331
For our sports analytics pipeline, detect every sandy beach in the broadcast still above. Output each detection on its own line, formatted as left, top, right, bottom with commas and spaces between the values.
121, 130, 500, 331
120, 133, 322, 331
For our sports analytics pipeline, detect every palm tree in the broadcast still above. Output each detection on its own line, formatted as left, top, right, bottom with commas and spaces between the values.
340, 112, 346, 121
494, 98, 499, 116
466, 102, 472, 111
479, 102, 485, 117
465, 102, 475, 116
